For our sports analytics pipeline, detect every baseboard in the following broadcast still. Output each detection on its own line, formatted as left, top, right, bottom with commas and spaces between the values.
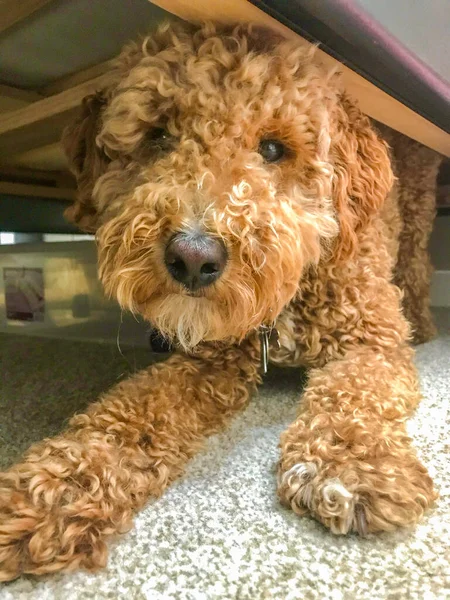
431, 270, 450, 307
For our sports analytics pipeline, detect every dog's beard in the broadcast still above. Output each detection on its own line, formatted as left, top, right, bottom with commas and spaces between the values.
139, 263, 303, 351
143, 294, 226, 349
141, 271, 270, 350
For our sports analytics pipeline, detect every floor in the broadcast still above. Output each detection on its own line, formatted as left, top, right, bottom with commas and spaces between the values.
0, 309, 449, 600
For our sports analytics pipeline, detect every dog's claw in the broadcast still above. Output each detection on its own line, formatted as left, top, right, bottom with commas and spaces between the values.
354, 503, 368, 537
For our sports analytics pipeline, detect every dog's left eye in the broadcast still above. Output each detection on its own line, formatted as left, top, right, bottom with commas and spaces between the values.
258, 139, 286, 163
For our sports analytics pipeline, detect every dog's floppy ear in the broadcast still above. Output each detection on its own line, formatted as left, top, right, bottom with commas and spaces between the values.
330, 94, 394, 260
62, 92, 109, 233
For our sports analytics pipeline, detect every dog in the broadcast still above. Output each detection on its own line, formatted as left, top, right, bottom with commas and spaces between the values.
0, 21, 437, 581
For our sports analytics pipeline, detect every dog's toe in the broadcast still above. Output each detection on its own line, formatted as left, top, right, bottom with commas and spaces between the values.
320, 478, 354, 533
278, 462, 356, 533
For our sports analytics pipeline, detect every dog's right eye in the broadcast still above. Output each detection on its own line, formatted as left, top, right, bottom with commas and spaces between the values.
138, 127, 176, 160
146, 127, 171, 144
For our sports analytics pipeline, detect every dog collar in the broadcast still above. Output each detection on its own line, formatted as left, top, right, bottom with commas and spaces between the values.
149, 325, 280, 371
259, 325, 280, 374
149, 328, 172, 353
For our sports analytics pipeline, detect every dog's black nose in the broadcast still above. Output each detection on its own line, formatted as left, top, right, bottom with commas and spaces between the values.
165, 232, 227, 291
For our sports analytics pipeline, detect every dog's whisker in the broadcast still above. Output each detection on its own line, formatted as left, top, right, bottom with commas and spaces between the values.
116, 310, 125, 359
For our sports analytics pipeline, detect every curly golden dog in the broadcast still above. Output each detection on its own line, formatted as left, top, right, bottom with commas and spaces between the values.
0, 22, 437, 581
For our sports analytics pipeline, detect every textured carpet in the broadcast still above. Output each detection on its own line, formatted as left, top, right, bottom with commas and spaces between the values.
1, 309, 449, 599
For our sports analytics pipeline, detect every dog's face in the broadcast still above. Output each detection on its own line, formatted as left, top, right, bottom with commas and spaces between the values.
63, 22, 392, 349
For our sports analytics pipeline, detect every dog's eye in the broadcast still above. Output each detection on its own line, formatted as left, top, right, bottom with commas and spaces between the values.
258, 139, 286, 163
147, 127, 170, 142
145, 127, 172, 146
138, 127, 176, 160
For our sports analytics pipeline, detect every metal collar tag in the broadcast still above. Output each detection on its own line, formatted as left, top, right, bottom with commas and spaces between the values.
258, 325, 280, 374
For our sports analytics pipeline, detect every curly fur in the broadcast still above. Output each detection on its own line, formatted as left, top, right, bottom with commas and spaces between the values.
0, 21, 438, 581
376, 123, 443, 344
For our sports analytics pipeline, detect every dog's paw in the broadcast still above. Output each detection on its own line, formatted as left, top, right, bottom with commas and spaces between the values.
0, 472, 109, 582
277, 453, 437, 535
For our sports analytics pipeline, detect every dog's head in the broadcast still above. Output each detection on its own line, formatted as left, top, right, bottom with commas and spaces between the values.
63, 22, 393, 349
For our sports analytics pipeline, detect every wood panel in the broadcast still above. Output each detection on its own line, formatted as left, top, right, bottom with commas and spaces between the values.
0, 84, 43, 113
0, 181, 75, 201
0, 0, 55, 35
0, 73, 110, 156
150, 0, 450, 157
1, 143, 68, 171
0, 165, 73, 186
40, 59, 113, 96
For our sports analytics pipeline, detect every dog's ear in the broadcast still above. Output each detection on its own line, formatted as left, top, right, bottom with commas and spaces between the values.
62, 92, 109, 233
330, 94, 394, 260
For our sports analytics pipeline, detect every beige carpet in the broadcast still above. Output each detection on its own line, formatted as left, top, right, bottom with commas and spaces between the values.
1, 309, 449, 599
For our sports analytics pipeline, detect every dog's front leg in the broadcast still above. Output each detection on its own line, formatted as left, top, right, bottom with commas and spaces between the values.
0, 343, 259, 581
278, 344, 437, 534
